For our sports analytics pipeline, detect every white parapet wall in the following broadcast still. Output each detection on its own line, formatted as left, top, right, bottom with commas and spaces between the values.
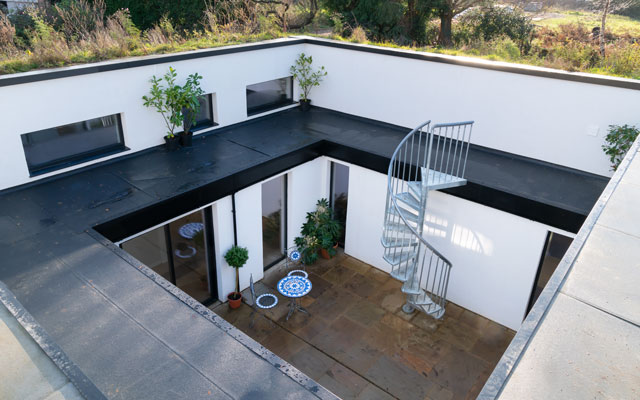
306, 39, 640, 177
0, 41, 305, 191
341, 159, 563, 330
2, 38, 640, 190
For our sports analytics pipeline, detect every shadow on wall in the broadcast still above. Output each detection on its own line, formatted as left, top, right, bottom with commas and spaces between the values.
424, 213, 490, 255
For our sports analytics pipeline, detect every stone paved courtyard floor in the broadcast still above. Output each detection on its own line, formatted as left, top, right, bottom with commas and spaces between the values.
211, 252, 515, 400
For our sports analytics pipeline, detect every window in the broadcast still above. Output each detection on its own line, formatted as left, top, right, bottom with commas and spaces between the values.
526, 232, 573, 315
330, 162, 349, 247
187, 94, 216, 132
21, 113, 126, 176
246, 77, 293, 116
121, 208, 217, 304
262, 175, 287, 270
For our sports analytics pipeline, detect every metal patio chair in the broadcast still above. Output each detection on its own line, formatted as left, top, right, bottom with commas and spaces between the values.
285, 246, 304, 275
249, 274, 278, 328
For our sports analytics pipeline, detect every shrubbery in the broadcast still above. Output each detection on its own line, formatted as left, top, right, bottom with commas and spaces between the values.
458, 6, 535, 54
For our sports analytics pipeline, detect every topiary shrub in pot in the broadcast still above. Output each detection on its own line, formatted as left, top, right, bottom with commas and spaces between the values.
224, 245, 249, 309
294, 198, 343, 264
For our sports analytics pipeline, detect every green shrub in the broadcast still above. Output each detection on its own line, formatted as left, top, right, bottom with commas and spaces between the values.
602, 124, 640, 171
294, 199, 343, 264
224, 245, 249, 296
460, 6, 535, 54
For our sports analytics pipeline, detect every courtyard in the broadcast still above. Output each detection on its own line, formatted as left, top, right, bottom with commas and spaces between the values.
212, 251, 514, 400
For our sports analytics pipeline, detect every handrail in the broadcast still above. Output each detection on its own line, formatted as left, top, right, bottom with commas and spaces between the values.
386, 121, 452, 266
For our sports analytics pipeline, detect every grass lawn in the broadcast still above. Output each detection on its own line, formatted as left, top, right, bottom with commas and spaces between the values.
534, 10, 640, 36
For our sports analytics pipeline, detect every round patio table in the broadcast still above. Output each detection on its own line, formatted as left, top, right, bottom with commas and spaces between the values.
277, 275, 312, 321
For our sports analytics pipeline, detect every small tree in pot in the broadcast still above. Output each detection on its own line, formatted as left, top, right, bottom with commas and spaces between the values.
142, 67, 183, 151
290, 53, 327, 112
294, 199, 343, 264
224, 245, 249, 309
179, 72, 204, 147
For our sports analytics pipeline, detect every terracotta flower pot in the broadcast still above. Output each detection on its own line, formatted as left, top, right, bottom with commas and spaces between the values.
228, 292, 243, 309
320, 243, 339, 260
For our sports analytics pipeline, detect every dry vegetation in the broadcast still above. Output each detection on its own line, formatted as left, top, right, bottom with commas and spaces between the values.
0, 1, 639, 79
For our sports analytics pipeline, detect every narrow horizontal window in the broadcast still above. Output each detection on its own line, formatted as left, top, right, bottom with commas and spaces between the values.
21, 113, 126, 176
187, 94, 216, 132
246, 77, 294, 116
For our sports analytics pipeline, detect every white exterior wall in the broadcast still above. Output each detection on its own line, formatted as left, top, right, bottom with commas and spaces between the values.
342, 162, 552, 330
212, 158, 329, 301
2, 39, 640, 190
307, 43, 640, 177
0, 43, 304, 190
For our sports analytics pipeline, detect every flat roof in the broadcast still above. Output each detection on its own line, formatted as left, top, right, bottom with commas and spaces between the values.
480, 133, 640, 398
0, 107, 607, 398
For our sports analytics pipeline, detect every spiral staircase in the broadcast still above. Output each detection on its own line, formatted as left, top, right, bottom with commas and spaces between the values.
382, 120, 474, 319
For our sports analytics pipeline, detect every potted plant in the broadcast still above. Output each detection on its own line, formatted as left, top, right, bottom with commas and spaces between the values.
294, 198, 343, 264
142, 67, 183, 151
290, 53, 327, 112
224, 245, 249, 309
179, 72, 205, 147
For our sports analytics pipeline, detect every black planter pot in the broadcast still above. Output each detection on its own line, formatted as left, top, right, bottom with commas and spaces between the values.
180, 131, 193, 147
300, 99, 311, 112
164, 135, 180, 151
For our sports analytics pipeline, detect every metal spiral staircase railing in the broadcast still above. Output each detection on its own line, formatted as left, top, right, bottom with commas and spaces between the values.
382, 120, 474, 319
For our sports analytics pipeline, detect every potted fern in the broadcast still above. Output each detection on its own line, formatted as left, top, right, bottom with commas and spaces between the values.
290, 53, 327, 112
224, 245, 249, 309
142, 67, 183, 151
294, 199, 343, 264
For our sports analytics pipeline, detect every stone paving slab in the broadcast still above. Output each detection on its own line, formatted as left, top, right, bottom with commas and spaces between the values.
499, 294, 640, 399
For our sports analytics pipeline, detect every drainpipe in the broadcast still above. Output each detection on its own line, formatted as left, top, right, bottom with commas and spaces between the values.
231, 193, 238, 246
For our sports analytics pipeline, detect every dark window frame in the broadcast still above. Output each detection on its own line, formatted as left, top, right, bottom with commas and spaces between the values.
187, 93, 217, 133
21, 114, 127, 177
263, 174, 288, 271
246, 76, 294, 116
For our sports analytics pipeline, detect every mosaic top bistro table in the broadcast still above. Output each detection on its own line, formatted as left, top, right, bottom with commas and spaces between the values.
277, 275, 312, 321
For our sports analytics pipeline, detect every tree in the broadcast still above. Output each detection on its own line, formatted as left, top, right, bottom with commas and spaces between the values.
436, 0, 485, 47
324, 0, 436, 44
589, 0, 636, 56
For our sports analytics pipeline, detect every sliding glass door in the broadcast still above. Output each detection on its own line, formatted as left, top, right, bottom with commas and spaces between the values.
121, 208, 217, 304
262, 175, 287, 270
330, 162, 349, 247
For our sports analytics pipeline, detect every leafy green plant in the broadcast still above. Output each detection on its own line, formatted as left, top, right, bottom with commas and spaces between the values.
602, 124, 640, 171
179, 72, 204, 134
224, 245, 249, 298
289, 53, 327, 102
142, 67, 183, 138
294, 198, 343, 264
142, 67, 204, 138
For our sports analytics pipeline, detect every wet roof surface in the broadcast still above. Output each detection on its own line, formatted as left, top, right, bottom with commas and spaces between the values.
0, 107, 607, 398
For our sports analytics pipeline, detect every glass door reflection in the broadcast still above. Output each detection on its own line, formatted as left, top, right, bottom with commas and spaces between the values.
262, 175, 287, 269
121, 208, 215, 304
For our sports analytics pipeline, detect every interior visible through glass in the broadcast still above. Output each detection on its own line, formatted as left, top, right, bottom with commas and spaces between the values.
121, 209, 213, 303
262, 175, 286, 269
21, 114, 124, 173
528, 232, 573, 313
331, 162, 349, 247
246, 77, 293, 115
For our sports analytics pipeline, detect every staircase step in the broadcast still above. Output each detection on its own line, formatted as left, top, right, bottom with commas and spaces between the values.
401, 280, 422, 295
422, 167, 467, 191
388, 206, 421, 224
395, 192, 421, 212
413, 301, 444, 319
407, 181, 424, 198
381, 236, 418, 249
389, 262, 416, 282
383, 221, 415, 236
383, 250, 416, 267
